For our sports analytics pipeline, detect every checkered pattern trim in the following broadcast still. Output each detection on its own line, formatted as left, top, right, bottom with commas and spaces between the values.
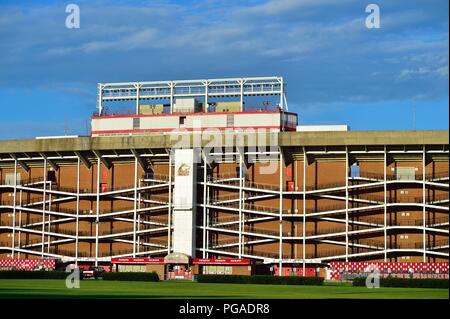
0, 259, 55, 271
329, 262, 449, 280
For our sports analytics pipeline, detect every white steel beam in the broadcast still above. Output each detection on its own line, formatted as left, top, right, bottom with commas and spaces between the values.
97, 83, 103, 115
302, 148, 306, 276
74, 151, 91, 169
384, 146, 387, 261
422, 145, 426, 261
95, 156, 100, 266
10, 153, 30, 172
345, 147, 349, 261
47, 184, 52, 254
131, 149, 147, 171
132, 155, 138, 257
238, 152, 243, 258
93, 150, 111, 170
206, 181, 210, 258
39, 152, 59, 171
203, 154, 207, 258
11, 159, 17, 257
278, 149, 283, 276
167, 153, 172, 253
75, 156, 80, 266
41, 158, 47, 258
17, 189, 22, 258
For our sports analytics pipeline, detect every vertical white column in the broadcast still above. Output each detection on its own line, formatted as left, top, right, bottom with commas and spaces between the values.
47, 184, 52, 253
97, 84, 103, 115
18, 189, 22, 258
170, 82, 174, 114
137, 187, 141, 254
293, 160, 297, 259
204, 81, 209, 112
206, 186, 210, 258
242, 172, 246, 257
202, 153, 207, 258
302, 149, 306, 276
75, 156, 80, 266
240, 79, 244, 112
135, 83, 140, 115
422, 145, 426, 262
95, 157, 100, 266
383, 146, 387, 261
133, 156, 138, 257
41, 158, 47, 258
238, 152, 243, 258
11, 159, 17, 257
167, 153, 172, 254
279, 77, 284, 110
278, 150, 283, 276
345, 147, 349, 262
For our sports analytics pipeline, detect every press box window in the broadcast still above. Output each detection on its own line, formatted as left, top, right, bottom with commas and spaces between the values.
5, 173, 21, 186
396, 167, 415, 180
350, 164, 360, 178
226, 114, 234, 127
133, 117, 140, 130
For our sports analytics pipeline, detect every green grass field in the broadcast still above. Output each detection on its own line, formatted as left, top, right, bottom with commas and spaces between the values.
0, 279, 448, 299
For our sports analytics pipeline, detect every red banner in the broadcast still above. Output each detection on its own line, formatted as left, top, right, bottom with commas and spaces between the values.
192, 258, 251, 265
111, 258, 164, 264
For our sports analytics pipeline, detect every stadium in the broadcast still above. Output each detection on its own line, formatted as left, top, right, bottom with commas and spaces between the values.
0, 76, 448, 281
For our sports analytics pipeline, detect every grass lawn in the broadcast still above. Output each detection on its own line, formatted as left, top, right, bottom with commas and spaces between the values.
0, 279, 448, 299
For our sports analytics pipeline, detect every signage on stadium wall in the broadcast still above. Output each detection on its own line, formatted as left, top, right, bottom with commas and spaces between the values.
329, 262, 450, 280
192, 258, 251, 265
110, 258, 165, 264
263, 258, 321, 264
0, 259, 55, 271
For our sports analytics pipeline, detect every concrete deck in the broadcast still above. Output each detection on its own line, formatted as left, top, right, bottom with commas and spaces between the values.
0, 130, 448, 154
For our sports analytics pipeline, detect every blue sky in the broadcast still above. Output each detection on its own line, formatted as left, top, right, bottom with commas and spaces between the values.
0, 0, 448, 139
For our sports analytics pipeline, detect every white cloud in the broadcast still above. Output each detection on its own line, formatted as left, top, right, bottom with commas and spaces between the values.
0, 0, 448, 105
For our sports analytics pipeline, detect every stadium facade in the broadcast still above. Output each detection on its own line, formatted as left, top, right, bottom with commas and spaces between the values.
0, 77, 448, 278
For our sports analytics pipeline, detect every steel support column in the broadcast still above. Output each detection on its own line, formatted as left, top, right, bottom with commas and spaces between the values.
384, 146, 387, 261
238, 152, 243, 258
47, 184, 52, 254
240, 79, 244, 111
167, 153, 172, 253
95, 157, 100, 266
41, 158, 47, 258
17, 189, 22, 258
206, 183, 210, 258
133, 155, 138, 257
278, 150, 283, 276
302, 148, 306, 276
11, 159, 17, 257
135, 83, 140, 114
203, 153, 207, 258
345, 147, 349, 261
75, 156, 80, 265
422, 145, 426, 261
169, 82, 174, 114
137, 189, 141, 254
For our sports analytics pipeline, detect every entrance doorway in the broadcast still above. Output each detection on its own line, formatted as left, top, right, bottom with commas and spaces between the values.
166, 264, 192, 280
164, 252, 192, 280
